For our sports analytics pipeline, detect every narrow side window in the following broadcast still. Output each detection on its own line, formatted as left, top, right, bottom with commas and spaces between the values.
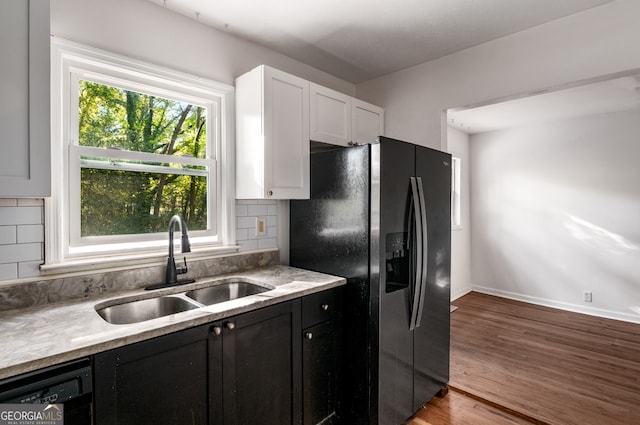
451, 156, 461, 228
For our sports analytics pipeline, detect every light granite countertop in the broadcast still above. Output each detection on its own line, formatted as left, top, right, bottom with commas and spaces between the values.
0, 265, 346, 380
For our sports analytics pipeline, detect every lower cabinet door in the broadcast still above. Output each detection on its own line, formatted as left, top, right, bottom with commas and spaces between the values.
93, 326, 209, 425
221, 300, 302, 425
302, 319, 343, 425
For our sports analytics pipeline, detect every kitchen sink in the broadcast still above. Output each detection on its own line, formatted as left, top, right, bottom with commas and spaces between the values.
96, 296, 198, 325
96, 279, 275, 324
185, 281, 272, 306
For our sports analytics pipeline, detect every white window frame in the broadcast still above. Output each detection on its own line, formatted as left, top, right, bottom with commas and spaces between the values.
44, 39, 237, 273
451, 156, 462, 229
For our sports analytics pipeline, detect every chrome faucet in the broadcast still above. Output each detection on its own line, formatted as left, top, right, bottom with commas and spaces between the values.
165, 214, 191, 285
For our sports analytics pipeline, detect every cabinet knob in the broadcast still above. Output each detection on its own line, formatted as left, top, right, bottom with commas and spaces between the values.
211, 326, 222, 336
305, 332, 313, 340
225, 322, 236, 330
267, 190, 273, 196
321, 304, 329, 311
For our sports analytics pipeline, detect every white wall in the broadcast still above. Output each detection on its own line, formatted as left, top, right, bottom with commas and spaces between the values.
355, 0, 640, 320
51, 0, 355, 95
447, 127, 472, 300
470, 110, 640, 323
356, 0, 640, 150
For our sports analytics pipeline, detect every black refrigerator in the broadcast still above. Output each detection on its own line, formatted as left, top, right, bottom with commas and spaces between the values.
290, 136, 451, 424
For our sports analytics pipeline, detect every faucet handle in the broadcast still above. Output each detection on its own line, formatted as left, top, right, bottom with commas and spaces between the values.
176, 256, 188, 275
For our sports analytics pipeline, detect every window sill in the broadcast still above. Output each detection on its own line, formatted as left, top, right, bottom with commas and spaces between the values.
40, 245, 241, 276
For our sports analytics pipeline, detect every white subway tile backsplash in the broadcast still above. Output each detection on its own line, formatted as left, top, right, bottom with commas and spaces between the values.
237, 239, 258, 251
235, 228, 249, 241
0, 263, 17, 280
0, 243, 42, 264
247, 204, 268, 216
17, 225, 44, 243
236, 216, 256, 229
234, 200, 278, 253
258, 238, 277, 249
235, 204, 248, 216
0, 207, 42, 225
0, 200, 44, 281
18, 261, 42, 278
0, 226, 17, 245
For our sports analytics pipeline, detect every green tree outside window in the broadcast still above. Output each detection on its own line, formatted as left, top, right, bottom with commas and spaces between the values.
78, 81, 208, 237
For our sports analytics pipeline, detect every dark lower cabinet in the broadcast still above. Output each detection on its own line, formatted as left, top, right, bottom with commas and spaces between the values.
302, 319, 343, 425
301, 288, 343, 425
94, 300, 301, 425
215, 300, 301, 425
93, 326, 209, 425
93, 290, 340, 425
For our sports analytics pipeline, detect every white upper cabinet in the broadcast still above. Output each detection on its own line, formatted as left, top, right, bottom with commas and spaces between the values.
352, 98, 384, 145
235, 65, 383, 199
236, 65, 310, 199
310, 84, 384, 147
0, 0, 51, 197
310, 83, 352, 146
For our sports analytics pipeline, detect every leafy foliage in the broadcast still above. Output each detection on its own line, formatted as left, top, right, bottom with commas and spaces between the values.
78, 81, 208, 237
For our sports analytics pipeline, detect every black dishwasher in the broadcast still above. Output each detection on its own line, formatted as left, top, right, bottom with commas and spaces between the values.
0, 358, 92, 425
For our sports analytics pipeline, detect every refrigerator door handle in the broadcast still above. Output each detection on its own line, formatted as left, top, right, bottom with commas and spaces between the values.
409, 177, 423, 331
414, 177, 429, 328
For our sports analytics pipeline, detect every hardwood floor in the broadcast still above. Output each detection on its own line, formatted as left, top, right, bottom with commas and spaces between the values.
412, 292, 640, 425
407, 390, 539, 425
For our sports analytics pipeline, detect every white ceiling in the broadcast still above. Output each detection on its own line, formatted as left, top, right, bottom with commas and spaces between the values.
147, 0, 614, 84
147, 0, 636, 133
448, 73, 640, 134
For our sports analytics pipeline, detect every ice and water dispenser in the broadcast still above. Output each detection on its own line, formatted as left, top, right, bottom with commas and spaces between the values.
385, 232, 410, 293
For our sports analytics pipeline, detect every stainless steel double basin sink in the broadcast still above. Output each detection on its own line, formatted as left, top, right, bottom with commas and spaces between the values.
96, 280, 273, 325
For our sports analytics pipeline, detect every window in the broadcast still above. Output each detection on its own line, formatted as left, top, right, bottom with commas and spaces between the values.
46, 39, 235, 269
451, 156, 461, 228
73, 79, 213, 243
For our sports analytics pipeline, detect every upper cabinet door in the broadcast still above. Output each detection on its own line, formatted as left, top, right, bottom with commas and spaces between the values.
352, 98, 384, 146
0, 0, 50, 197
310, 83, 352, 146
236, 65, 310, 199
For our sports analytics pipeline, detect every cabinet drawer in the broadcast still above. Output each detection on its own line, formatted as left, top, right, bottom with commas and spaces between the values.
302, 288, 341, 328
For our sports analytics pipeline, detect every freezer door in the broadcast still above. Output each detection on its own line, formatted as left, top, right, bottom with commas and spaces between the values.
377, 139, 416, 424
412, 146, 452, 411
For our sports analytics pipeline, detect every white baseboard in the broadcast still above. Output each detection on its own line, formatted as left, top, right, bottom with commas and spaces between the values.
451, 286, 472, 302
472, 285, 640, 324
